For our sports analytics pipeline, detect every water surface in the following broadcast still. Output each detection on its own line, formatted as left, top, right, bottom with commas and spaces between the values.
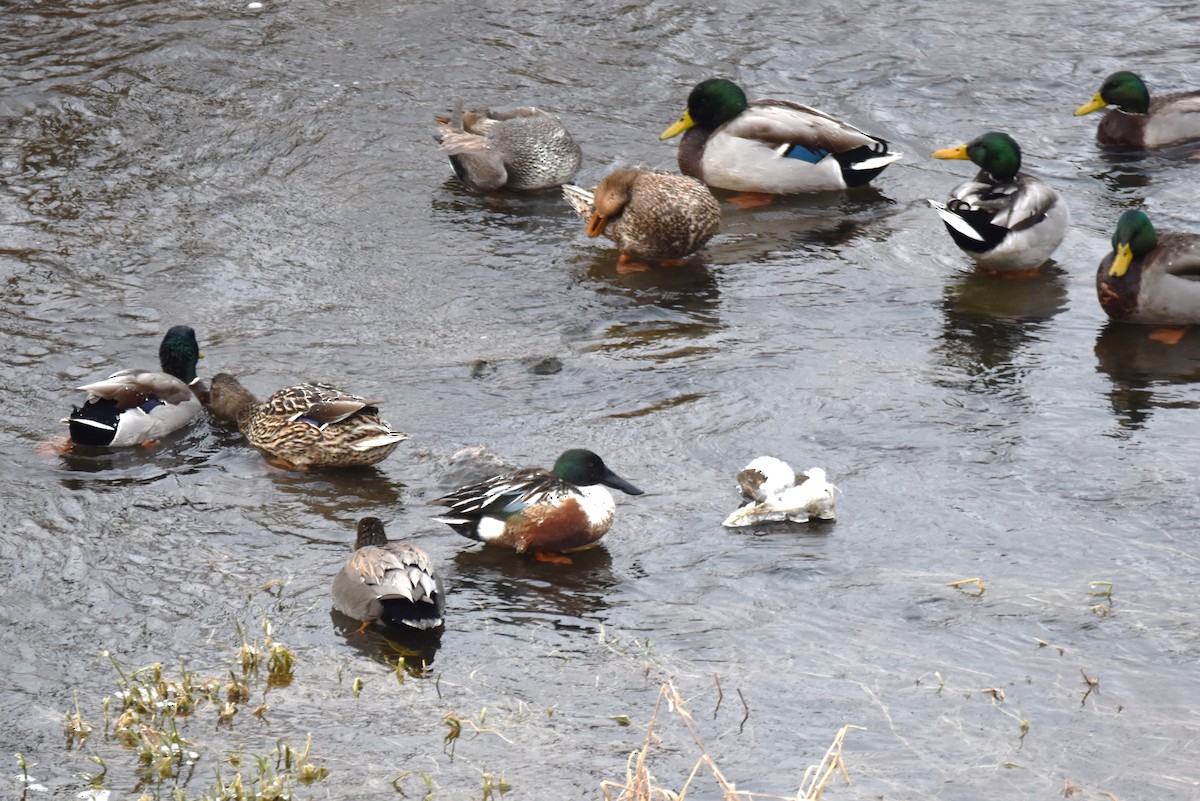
3, 1, 1200, 798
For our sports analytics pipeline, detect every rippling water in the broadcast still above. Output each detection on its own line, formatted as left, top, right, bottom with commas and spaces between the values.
3, 0, 1200, 798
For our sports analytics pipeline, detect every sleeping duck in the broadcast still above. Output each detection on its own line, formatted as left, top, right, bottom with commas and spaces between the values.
562, 167, 720, 270
64, 326, 206, 447
1097, 210, 1200, 325
929, 131, 1069, 274
435, 104, 582, 191
722, 456, 837, 527
1074, 71, 1200, 148
659, 78, 901, 194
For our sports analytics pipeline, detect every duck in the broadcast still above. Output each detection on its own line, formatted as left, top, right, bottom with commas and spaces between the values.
722, 456, 837, 527
431, 448, 643, 561
1096, 210, 1200, 326
658, 78, 901, 195
434, 103, 582, 191
928, 131, 1069, 274
64, 326, 207, 447
562, 167, 720, 271
332, 517, 445, 632
204, 373, 407, 469
1074, 71, 1200, 148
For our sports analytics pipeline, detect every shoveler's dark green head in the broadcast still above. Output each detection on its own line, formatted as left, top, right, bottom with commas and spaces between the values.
932, 131, 1021, 182
552, 449, 643, 495
1076, 71, 1151, 116
159, 326, 201, 384
661, 78, 748, 139
1108, 209, 1157, 278
354, 517, 389, 549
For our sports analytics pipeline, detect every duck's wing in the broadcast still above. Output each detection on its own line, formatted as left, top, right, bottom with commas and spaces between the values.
77, 369, 196, 408
724, 100, 890, 156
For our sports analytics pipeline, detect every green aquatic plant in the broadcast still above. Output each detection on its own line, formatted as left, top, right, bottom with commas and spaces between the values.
62, 617, 326, 801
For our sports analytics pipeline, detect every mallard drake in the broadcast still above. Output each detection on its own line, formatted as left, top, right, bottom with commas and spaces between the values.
332, 517, 445, 632
722, 456, 837, 527
928, 131, 1069, 274
1074, 71, 1200, 148
562, 167, 720, 269
64, 326, 206, 447
434, 104, 582, 191
431, 448, 643, 561
658, 78, 901, 194
1097, 210, 1200, 325
205, 373, 406, 469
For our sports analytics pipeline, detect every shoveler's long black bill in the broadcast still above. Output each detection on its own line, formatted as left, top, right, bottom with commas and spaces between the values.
603, 470, 643, 496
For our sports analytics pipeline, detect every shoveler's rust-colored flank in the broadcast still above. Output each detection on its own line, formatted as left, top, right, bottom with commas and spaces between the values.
432, 449, 643, 559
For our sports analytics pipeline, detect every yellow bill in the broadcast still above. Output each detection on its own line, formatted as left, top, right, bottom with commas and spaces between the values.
660, 109, 694, 140
1075, 93, 1108, 116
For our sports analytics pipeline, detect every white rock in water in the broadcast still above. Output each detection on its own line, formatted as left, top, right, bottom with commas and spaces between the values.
247, 2, 263, 8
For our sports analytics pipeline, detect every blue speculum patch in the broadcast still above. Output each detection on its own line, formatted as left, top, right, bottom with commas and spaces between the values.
781, 144, 828, 163
138, 398, 164, 413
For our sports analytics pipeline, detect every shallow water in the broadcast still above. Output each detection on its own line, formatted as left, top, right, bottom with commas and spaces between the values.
3, 0, 1200, 798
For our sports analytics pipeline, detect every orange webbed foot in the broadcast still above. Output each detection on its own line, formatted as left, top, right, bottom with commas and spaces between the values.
616, 254, 651, 274
533, 551, 573, 564
1148, 326, 1190, 345
353, 620, 370, 634
980, 266, 1042, 280
726, 192, 776, 209
35, 436, 73, 456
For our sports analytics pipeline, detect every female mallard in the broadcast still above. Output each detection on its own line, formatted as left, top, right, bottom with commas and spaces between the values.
562, 167, 720, 270
1097, 210, 1200, 325
205, 373, 406, 469
332, 517, 445, 632
928, 131, 1069, 274
659, 78, 901, 195
432, 448, 643, 561
1074, 71, 1200, 148
64, 326, 206, 447
435, 104, 582, 191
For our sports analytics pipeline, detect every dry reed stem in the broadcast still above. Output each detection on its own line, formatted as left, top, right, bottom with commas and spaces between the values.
601, 683, 858, 801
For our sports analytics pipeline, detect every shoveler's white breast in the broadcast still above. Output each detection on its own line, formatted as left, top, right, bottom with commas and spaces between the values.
575, 484, 617, 532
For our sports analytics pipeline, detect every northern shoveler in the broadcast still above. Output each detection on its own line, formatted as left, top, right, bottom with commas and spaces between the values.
431, 448, 643, 561
435, 104, 582, 191
562, 167, 721, 271
723, 456, 837, 527
205, 373, 407, 469
659, 78, 901, 195
1075, 71, 1200, 148
1097, 210, 1200, 326
929, 131, 1069, 274
64, 326, 207, 447
332, 517, 445, 632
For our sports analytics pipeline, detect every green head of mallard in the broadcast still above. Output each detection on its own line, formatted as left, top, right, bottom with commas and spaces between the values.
932, 131, 1022, 182
660, 78, 749, 140
1075, 71, 1151, 116
1109, 209, 1157, 278
159, 326, 202, 384
552, 449, 643, 495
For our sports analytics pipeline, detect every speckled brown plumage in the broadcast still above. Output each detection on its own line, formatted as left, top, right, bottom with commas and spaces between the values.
206, 373, 407, 468
564, 168, 720, 262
